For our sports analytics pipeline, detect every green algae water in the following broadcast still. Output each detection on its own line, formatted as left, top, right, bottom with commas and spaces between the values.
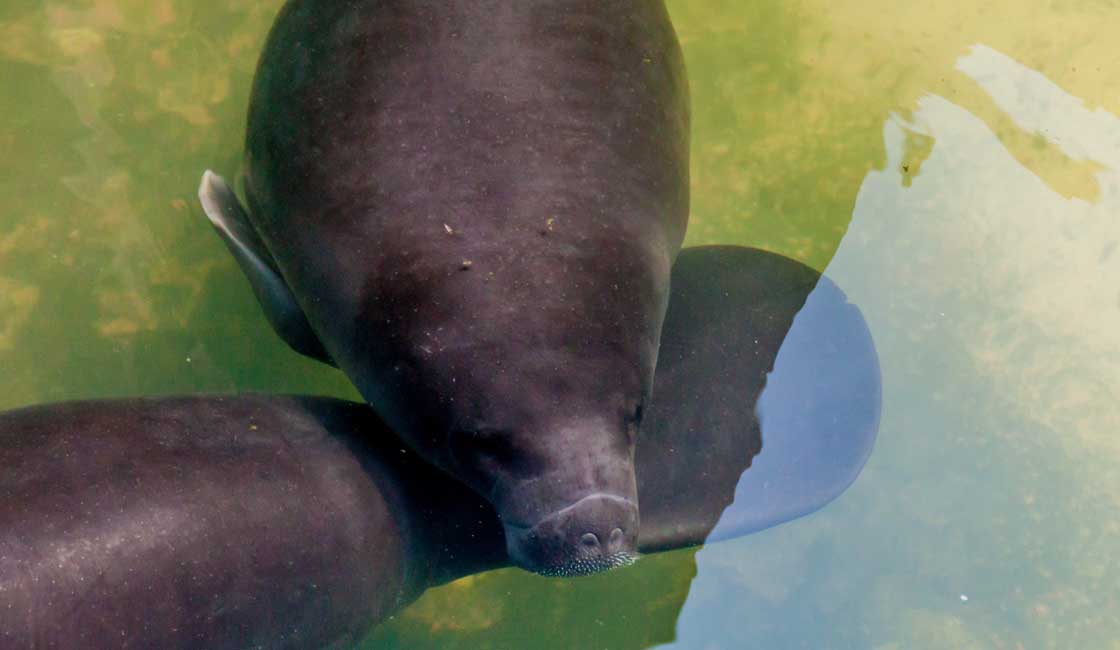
2, 1, 1118, 648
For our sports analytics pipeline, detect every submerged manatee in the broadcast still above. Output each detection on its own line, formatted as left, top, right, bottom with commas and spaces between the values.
199, 0, 690, 575
0, 247, 880, 648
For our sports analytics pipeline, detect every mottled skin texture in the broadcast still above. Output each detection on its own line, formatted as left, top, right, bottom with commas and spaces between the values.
0, 395, 497, 650
0, 247, 880, 649
235, 0, 690, 572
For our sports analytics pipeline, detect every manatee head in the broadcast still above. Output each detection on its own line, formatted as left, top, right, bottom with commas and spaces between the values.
342, 235, 669, 577
440, 374, 645, 577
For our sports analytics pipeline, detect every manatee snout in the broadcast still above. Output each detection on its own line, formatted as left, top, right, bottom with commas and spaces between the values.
504, 494, 639, 577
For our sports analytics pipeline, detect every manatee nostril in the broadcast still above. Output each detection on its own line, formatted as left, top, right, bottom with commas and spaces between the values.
580, 533, 601, 548
608, 527, 624, 552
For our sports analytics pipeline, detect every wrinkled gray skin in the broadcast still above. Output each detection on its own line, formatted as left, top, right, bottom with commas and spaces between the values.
201, 0, 689, 575
0, 247, 880, 649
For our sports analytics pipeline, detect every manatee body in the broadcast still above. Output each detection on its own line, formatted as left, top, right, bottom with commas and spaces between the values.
0, 247, 880, 649
200, 0, 689, 574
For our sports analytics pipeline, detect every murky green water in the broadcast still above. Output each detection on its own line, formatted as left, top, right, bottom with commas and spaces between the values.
2, 1, 1118, 648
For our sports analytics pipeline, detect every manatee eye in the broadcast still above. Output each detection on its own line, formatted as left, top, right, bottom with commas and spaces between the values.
624, 401, 644, 445
448, 428, 517, 474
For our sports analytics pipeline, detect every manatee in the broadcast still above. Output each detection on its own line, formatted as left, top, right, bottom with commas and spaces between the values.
0, 246, 879, 648
199, 0, 690, 575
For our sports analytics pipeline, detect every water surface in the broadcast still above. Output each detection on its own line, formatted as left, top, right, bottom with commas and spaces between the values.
1, 1, 1117, 648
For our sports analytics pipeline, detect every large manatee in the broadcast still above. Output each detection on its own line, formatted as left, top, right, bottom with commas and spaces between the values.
200, 0, 689, 575
0, 247, 880, 648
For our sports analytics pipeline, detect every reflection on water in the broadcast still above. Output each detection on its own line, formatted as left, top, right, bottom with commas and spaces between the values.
1, 0, 1117, 648
662, 45, 1120, 650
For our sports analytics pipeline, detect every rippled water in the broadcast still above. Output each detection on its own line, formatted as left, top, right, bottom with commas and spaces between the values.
1, 1, 1117, 648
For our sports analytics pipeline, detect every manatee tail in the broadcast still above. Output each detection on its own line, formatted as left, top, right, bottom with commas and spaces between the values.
636, 246, 881, 551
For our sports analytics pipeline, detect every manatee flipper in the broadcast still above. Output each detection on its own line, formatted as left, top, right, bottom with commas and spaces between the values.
637, 246, 881, 551
198, 170, 334, 366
